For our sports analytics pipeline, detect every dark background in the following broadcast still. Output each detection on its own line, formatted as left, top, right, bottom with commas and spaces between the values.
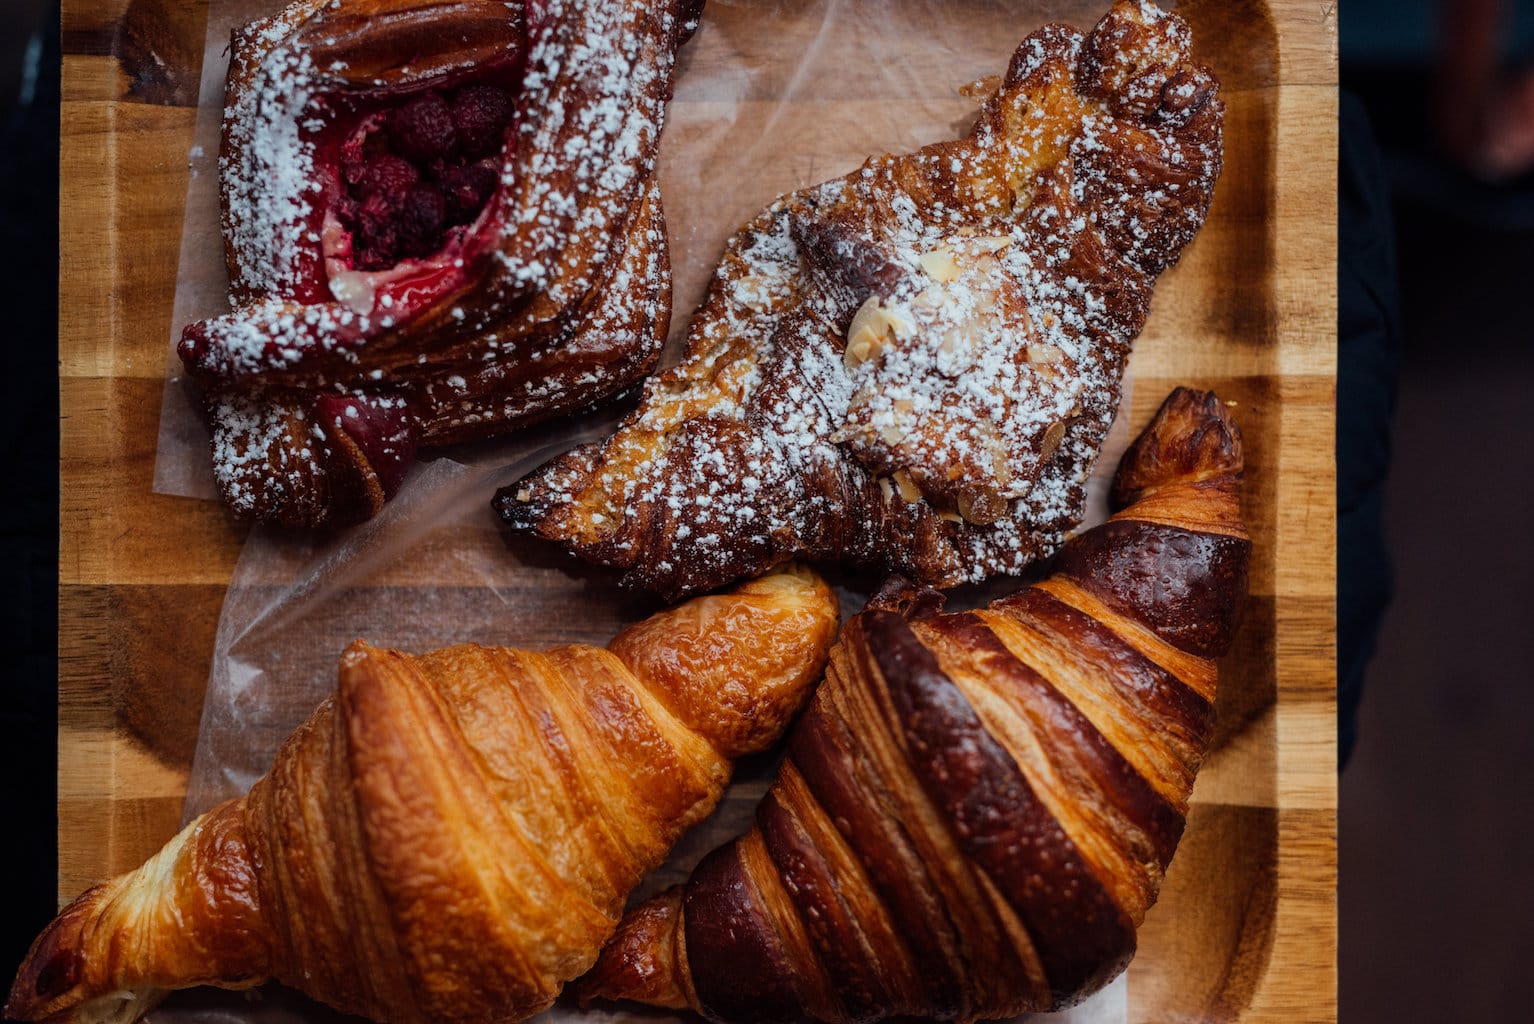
1342, 1, 1534, 1021
1, 0, 61, 994
2, 0, 1533, 1019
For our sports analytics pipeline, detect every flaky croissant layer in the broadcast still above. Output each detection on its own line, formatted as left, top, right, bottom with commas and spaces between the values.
578, 388, 1250, 1022
7, 569, 839, 1024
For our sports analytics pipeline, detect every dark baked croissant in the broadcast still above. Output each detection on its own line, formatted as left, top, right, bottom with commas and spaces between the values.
577, 388, 1249, 1021
179, 0, 701, 528
496, 0, 1224, 601
7, 569, 839, 1024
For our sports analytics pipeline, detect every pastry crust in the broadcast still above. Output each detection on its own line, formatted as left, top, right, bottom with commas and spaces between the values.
179, 0, 700, 528
497, 0, 1225, 600
578, 388, 1251, 1021
6, 568, 838, 1024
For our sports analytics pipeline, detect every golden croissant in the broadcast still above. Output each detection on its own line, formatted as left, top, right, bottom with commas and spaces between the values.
497, 0, 1224, 600
578, 388, 1250, 1020
7, 569, 839, 1024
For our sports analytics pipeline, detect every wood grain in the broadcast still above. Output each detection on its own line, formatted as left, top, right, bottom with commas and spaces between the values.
56, 1, 1337, 1021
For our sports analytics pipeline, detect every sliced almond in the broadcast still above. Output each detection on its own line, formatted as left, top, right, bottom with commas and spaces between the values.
912, 285, 946, 313
845, 335, 877, 369
1027, 344, 1065, 364
919, 247, 961, 283
844, 296, 911, 370
975, 234, 1012, 254
940, 319, 987, 360
958, 484, 1006, 525
988, 439, 1013, 488
892, 469, 923, 504
1040, 420, 1067, 462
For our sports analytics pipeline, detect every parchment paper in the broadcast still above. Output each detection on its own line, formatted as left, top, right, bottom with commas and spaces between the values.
154, 2, 1138, 1022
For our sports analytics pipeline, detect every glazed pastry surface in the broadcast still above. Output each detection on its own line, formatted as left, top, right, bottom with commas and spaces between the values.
7, 569, 838, 1024
579, 388, 1250, 1021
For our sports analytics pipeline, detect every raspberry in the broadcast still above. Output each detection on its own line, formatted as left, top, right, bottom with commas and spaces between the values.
334, 85, 510, 269
437, 159, 500, 225
315, 395, 418, 497
358, 154, 419, 203
396, 184, 448, 259
452, 85, 513, 159
387, 92, 457, 164
355, 192, 402, 269
340, 145, 368, 188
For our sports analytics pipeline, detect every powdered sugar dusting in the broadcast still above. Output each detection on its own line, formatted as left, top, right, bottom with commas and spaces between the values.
504, 0, 1225, 600
208, 391, 329, 517
221, 7, 325, 299
181, 0, 689, 528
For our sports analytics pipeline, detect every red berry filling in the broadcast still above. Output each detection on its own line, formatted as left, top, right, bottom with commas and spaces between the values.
334, 84, 514, 271
315, 394, 419, 496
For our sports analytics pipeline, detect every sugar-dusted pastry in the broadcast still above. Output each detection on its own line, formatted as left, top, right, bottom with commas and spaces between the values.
7, 568, 839, 1024
578, 388, 1250, 1021
179, 0, 701, 528
497, 0, 1224, 600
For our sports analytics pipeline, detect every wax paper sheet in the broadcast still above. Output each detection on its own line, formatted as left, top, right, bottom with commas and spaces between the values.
154, 2, 1139, 1023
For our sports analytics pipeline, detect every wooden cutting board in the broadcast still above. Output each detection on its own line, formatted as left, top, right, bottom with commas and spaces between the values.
57, 0, 1338, 1020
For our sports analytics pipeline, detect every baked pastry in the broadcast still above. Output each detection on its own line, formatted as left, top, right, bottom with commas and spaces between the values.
7, 568, 839, 1024
496, 0, 1224, 600
179, 0, 701, 528
578, 388, 1249, 1020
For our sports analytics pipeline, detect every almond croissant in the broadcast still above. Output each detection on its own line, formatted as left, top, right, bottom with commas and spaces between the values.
578, 388, 1249, 1021
497, 0, 1224, 601
7, 569, 839, 1024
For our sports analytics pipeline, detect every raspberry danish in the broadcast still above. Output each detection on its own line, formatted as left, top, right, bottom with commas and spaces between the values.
497, 0, 1224, 600
179, 0, 700, 528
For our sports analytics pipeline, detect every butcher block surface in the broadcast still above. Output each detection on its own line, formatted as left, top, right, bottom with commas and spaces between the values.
57, 0, 1338, 1020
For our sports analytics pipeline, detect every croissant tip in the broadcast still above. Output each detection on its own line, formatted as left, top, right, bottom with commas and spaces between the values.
1109, 386, 1243, 509
337, 641, 404, 694
341, 638, 381, 661
6, 890, 94, 1023
1158, 386, 1237, 437
866, 576, 945, 620
575, 890, 689, 1013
